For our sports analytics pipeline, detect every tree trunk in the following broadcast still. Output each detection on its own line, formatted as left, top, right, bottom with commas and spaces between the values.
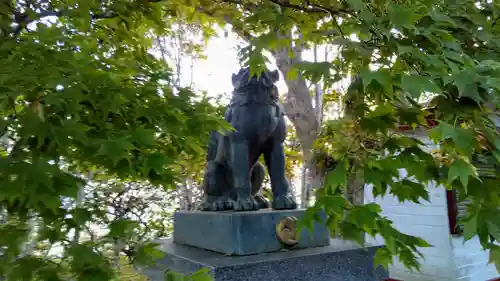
346, 167, 365, 205
72, 172, 91, 246
18, 212, 38, 259
313, 44, 324, 125
179, 178, 193, 211
273, 37, 322, 207
299, 158, 308, 207
343, 77, 366, 206
112, 240, 123, 271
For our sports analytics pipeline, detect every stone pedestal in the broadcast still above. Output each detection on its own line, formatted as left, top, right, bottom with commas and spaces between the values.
141, 238, 389, 281
173, 209, 330, 255
140, 209, 388, 281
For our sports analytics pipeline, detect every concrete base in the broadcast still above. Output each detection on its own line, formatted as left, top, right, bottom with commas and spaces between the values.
173, 209, 330, 255
141, 238, 389, 281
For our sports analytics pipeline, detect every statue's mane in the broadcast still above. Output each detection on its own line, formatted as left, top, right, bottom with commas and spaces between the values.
232, 68, 279, 91
230, 68, 280, 104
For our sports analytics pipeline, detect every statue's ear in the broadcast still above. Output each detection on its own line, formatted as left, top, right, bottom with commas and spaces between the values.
231, 73, 238, 87
270, 69, 280, 82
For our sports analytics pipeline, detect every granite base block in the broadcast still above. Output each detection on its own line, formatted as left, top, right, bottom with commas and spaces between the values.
173, 209, 330, 255
141, 238, 389, 281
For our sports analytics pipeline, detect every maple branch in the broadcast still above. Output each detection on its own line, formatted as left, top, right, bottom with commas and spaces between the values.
195, 2, 256, 42
219, 0, 348, 43
493, 15, 500, 27
332, 18, 345, 38
267, 0, 349, 15
227, 22, 256, 42
11, 0, 165, 37
268, 0, 347, 39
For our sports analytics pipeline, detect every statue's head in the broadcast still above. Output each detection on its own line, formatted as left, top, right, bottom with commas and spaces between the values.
231, 67, 280, 91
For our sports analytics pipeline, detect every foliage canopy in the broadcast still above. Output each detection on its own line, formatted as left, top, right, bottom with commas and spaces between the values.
196, 0, 500, 273
2, 0, 500, 280
0, 1, 225, 280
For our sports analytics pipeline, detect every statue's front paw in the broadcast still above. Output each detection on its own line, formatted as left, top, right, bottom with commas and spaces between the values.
254, 195, 270, 209
198, 200, 214, 211
272, 195, 298, 210
198, 196, 233, 211
213, 197, 234, 211
233, 197, 260, 211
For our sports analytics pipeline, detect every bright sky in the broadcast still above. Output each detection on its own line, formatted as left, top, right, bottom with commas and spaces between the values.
182, 28, 352, 111
190, 31, 243, 95
181, 29, 288, 103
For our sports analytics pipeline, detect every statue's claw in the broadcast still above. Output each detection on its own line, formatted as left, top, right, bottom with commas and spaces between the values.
233, 197, 260, 211
272, 195, 298, 210
198, 200, 214, 211
254, 195, 271, 209
213, 197, 234, 211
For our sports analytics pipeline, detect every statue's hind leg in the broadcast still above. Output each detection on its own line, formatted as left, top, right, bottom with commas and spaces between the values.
263, 140, 298, 210
251, 162, 270, 209
229, 140, 260, 211
198, 161, 234, 211
198, 161, 221, 211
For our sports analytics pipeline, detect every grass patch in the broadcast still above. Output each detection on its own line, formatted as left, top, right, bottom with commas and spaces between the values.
117, 256, 149, 281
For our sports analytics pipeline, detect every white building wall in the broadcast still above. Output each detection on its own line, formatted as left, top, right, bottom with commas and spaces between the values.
364, 129, 500, 280
452, 236, 498, 281
364, 129, 455, 280
365, 183, 455, 281
451, 113, 500, 281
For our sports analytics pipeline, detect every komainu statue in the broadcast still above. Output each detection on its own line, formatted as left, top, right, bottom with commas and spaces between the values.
199, 67, 298, 212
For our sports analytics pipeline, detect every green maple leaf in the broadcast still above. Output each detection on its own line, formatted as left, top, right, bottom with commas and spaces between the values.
447, 158, 477, 188
360, 69, 393, 94
96, 137, 135, 164
390, 179, 430, 203
190, 268, 213, 281
165, 270, 188, 281
451, 69, 481, 102
350, 204, 379, 231
452, 132, 477, 157
463, 212, 478, 241
339, 221, 365, 246
295, 61, 332, 84
488, 245, 500, 273
320, 195, 349, 215
325, 158, 349, 193
145, 152, 171, 172
374, 247, 393, 269
429, 122, 476, 156
107, 219, 139, 238
400, 74, 441, 99
486, 77, 500, 93
429, 10, 457, 27
388, 4, 421, 28
134, 242, 165, 266
129, 127, 156, 147
487, 217, 500, 242
346, 0, 365, 11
